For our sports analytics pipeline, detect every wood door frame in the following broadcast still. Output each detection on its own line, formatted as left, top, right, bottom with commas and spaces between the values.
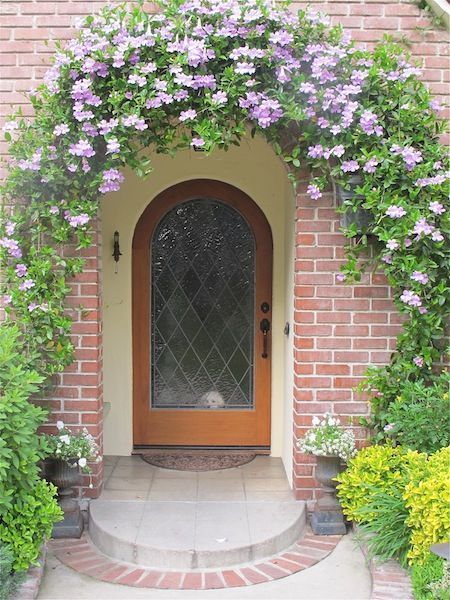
132, 179, 273, 448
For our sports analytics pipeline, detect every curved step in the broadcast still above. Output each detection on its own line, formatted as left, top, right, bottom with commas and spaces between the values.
89, 499, 306, 570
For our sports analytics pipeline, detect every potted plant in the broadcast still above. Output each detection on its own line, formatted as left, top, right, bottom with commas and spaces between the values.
298, 413, 357, 535
41, 421, 101, 538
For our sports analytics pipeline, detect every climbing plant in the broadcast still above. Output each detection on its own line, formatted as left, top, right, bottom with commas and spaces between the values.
1, 0, 449, 433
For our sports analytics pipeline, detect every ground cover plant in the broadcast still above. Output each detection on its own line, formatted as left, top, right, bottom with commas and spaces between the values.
0, 0, 449, 573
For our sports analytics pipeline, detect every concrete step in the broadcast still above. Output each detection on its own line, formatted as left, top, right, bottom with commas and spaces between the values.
89, 499, 306, 570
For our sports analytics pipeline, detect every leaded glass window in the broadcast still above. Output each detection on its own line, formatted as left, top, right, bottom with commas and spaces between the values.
150, 199, 255, 410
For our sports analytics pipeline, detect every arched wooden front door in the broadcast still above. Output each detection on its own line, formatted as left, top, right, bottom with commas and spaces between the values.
132, 180, 273, 448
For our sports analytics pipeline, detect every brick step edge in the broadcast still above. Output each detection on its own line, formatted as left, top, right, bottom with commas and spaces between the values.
13, 544, 47, 600
48, 528, 342, 590
353, 525, 413, 600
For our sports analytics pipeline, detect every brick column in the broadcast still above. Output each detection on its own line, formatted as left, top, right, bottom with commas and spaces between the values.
39, 217, 104, 498
291, 178, 402, 501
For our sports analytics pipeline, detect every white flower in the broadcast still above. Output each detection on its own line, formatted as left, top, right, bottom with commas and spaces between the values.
56, 420, 65, 430
60, 434, 70, 445
78, 457, 87, 468
312, 416, 320, 426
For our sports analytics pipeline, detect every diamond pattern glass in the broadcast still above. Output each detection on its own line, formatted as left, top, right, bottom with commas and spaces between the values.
151, 199, 255, 410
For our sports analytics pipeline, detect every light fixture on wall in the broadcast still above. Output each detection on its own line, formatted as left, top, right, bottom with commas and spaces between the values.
112, 230, 122, 273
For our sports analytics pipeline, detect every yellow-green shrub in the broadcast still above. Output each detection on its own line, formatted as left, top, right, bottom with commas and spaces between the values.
335, 445, 426, 522
404, 447, 450, 564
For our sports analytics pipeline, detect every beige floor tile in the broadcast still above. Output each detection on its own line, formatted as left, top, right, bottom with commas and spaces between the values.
97, 489, 148, 501
111, 465, 156, 479
244, 478, 291, 492
148, 478, 198, 501
105, 476, 152, 492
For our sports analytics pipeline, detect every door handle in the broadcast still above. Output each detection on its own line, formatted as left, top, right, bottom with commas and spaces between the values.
260, 318, 270, 359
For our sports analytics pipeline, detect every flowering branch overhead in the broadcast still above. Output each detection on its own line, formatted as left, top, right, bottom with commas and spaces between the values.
0, 0, 448, 438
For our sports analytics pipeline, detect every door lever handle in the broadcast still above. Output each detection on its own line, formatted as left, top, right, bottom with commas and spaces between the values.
260, 318, 270, 359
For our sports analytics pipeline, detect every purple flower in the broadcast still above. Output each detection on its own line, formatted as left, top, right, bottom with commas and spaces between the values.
386, 205, 406, 219
400, 290, 422, 307
341, 160, 359, 173
384, 423, 395, 432
106, 138, 120, 154
235, 62, 255, 75
413, 218, 434, 237
3, 295, 12, 305
430, 98, 443, 112
122, 115, 148, 130
18, 148, 42, 171
429, 201, 445, 215
191, 137, 205, 148
363, 157, 379, 174
307, 144, 324, 159
50, 206, 59, 215
128, 73, 147, 87
269, 30, 294, 46
5, 221, 15, 236
336, 273, 346, 282
53, 123, 69, 136
299, 82, 316, 94
15, 263, 28, 277
431, 230, 444, 242
416, 174, 446, 187
19, 278, 35, 291
359, 110, 382, 135
179, 109, 197, 122
386, 239, 399, 251
411, 271, 429, 284
0, 237, 22, 258
69, 140, 95, 158
99, 168, 125, 194
98, 118, 119, 135
211, 91, 227, 104
331, 145, 345, 158
413, 356, 424, 367
192, 74, 216, 90
382, 254, 393, 264
419, 306, 428, 314
65, 213, 90, 228
307, 184, 322, 200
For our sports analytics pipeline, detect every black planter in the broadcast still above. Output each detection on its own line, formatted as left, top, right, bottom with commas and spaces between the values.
311, 455, 347, 536
336, 175, 373, 234
45, 458, 83, 539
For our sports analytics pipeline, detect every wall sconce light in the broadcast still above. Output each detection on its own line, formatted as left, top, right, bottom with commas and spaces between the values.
112, 230, 122, 273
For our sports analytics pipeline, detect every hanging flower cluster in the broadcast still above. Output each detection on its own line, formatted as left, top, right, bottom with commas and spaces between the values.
0, 0, 448, 433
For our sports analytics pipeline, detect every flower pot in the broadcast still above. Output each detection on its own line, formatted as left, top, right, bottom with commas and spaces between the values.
311, 455, 347, 536
335, 175, 373, 234
45, 458, 83, 539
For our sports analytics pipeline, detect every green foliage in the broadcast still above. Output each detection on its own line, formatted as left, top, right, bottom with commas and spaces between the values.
0, 324, 62, 571
355, 488, 411, 567
337, 445, 450, 566
403, 447, 450, 564
335, 445, 426, 522
0, 324, 47, 514
0, 542, 24, 600
411, 553, 448, 600
361, 368, 450, 447
0, 480, 62, 572
383, 373, 450, 453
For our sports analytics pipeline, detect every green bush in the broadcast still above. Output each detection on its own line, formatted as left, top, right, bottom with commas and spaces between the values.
335, 445, 426, 522
336, 445, 450, 567
0, 542, 24, 600
411, 553, 448, 600
0, 479, 62, 571
403, 447, 450, 564
384, 374, 450, 453
0, 324, 63, 570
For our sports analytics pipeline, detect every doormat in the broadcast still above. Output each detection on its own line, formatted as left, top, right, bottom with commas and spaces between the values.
140, 452, 256, 471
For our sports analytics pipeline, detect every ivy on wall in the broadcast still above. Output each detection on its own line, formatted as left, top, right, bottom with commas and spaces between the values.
0, 0, 448, 437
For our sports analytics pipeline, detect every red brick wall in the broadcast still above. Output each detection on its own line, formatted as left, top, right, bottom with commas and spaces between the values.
1, 1, 448, 499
